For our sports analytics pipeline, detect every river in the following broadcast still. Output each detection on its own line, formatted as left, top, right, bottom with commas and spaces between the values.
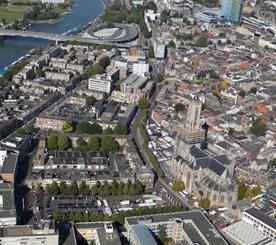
0, 0, 105, 75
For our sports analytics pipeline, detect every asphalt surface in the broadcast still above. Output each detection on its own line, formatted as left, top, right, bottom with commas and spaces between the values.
130, 83, 194, 210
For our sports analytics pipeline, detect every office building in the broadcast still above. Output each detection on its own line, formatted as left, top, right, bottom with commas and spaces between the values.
221, 0, 244, 24
195, 11, 219, 24
125, 211, 228, 245
133, 59, 150, 77
154, 38, 165, 59
88, 75, 113, 94
221, 0, 233, 21
230, 0, 244, 24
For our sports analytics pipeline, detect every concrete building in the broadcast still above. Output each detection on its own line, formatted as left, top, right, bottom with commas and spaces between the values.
0, 183, 16, 227
154, 38, 165, 59
75, 222, 121, 245
0, 151, 19, 183
195, 11, 219, 24
133, 59, 150, 77
88, 75, 113, 94
0, 221, 58, 245
0, 133, 31, 162
125, 211, 228, 245
120, 74, 149, 94
223, 208, 276, 244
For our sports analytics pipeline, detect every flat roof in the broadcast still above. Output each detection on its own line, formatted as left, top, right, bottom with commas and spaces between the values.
125, 211, 228, 245
245, 208, 276, 230
1, 153, 18, 175
75, 222, 121, 245
131, 224, 158, 245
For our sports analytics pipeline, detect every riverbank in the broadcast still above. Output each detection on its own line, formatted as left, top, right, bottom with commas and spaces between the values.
0, 0, 105, 76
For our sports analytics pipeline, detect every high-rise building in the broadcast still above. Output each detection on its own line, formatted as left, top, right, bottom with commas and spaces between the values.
221, 0, 244, 24
230, 0, 244, 24
221, 0, 233, 21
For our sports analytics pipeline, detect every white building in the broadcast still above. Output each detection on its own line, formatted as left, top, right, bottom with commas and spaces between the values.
133, 59, 149, 77
88, 75, 112, 94
154, 38, 165, 59
41, 0, 65, 4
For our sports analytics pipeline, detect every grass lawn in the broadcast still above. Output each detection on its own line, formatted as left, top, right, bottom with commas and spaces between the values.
0, 5, 32, 23
51, 6, 70, 15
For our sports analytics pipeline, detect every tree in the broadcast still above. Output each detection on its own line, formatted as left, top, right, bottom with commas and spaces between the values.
249, 87, 257, 94
90, 123, 103, 134
51, 181, 61, 196
146, 1, 157, 12
160, 10, 170, 23
59, 181, 69, 195
86, 95, 96, 106
69, 180, 79, 196
110, 181, 119, 196
174, 103, 185, 113
79, 180, 90, 196
148, 45, 154, 58
167, 40, 176, 49
172, 181, 185, 192
220, 81, 229, 90
58, 135, 69, 151
47, 136, 58, 150
198, 198, 210, 209
103, 127, 113, 135
138, 97, 149, 110
157, 225, 166, 244
251, 185, 262, 197
98, 56, 110, 69
194, 37, 208, 47
250, 118, 267, 137
237, 180, 247, 200
88, 136, 100, 151
157, 73, 164, 83
101, 136, 119, 152
239, 89, 246, 98
76, 137, 87, 151
77, 121, 92, 134
228, 128, 235, 138
35, 68, 45, 78
123, 182, 130, 195
114, 123, 128, 135
209, 70, 220, 80
35, 183, 42, 192
62, 121, 73, 133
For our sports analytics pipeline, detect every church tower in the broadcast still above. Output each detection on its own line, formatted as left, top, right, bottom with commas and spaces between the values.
174, 97, 205, 161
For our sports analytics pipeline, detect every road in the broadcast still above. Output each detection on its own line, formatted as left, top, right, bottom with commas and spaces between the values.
130, 83, 193, 210
0, 28, 135, 48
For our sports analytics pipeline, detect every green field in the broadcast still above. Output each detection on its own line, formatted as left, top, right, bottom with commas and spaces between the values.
51, 6, 70, 15
0, 5, 31, 23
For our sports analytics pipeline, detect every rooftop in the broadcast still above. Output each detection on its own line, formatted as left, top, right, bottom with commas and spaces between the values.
125, 211, 228, 245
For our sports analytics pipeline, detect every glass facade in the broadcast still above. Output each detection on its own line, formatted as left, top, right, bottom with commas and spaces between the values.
221, 0, 243, 24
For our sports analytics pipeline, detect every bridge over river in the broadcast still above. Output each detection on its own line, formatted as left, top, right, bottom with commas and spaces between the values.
0, 28, 132, 48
